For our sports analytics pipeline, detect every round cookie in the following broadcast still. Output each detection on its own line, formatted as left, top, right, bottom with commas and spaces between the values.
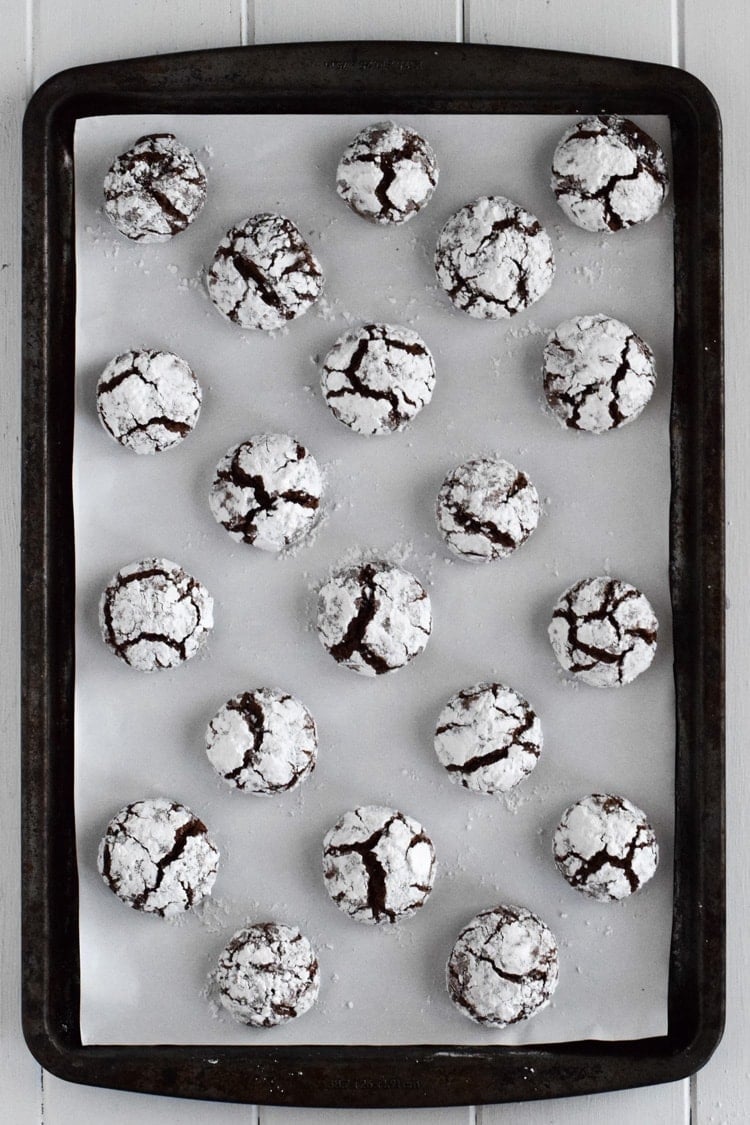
215, 922, 320, 1027
436, 456, 540, 562
548, 576, 658, 687
434, 683, 542, 795
206, 689, 317, 794
321, 323, 435, 435
322, 805, 437, 925
553, 793, 659, 901
103, 133, 207, 243
447, 905, 559, 1027
551, 115, 669, 232
97, 797, 219, 917
317, 561, 432, 676
206, 213, 324, 331
336, 120, 438, 225
543, 314, 656, 433
435, 195, 554, 319
99, 558, 214, 672
209, 434, 322, 552
96, 348, 202, 454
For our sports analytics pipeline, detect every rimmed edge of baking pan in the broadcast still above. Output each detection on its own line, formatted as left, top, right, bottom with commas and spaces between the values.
21, 40, 724, 1108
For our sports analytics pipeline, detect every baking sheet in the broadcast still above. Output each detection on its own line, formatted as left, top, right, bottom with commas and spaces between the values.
73, 113, 675, 1046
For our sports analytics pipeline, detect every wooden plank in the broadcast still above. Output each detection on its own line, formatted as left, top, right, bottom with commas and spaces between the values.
261, 1109, 473, 1125
32, 0, 243, 85
254, 0, 460, 44
468, 0, 673, 63
43, 1075, 258, 1124
682, 1, 749, 1122
479, 1083, 688, 1125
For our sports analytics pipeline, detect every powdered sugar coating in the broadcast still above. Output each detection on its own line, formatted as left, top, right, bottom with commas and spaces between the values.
103, 134, 207, 243
209, 434, 322, 552
97, 797, 219, 917
435, 195, 554, 319
215, 923, 320, 1026
434, 683, 542, 795
447, 905, 559, 1026
322, 805, 436, 925
551, 115, 669, 232
99, 558, 214, 672
548, 576, 658, 687
96, 349, 202, 454
206, 213, 324, 331
336, 120, 438, 224
436, 456, 540, 561
321, 323, 436, 435
543, 314, 656, 433
553, 793, 659, 901
206, 688, 317, 794
317, 561, 432, 676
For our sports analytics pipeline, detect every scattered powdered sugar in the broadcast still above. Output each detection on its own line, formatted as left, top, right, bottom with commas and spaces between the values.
97, 797, 219, 917
214, 922, 320, 1026
96, 348, 202, 454
103, 134, 207, 243
336, 120, 438, 225
206, 688, 318, 794
434, 682, 543, 795
553, 794, 659, 901
322, 805, 437, 925
436, 455, 540, 561
321, 323, 436, 435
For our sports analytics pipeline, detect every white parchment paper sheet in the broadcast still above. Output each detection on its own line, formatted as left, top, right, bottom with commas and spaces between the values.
74, 113, 674, 1045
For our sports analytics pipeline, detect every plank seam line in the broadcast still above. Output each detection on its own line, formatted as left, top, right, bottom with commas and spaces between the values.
241, 0, 249, 46
462, 0, 469, 44
25, 0, 34, 98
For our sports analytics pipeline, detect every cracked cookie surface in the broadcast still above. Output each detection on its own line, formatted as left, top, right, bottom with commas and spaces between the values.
317, 561, 432, 676
209, 433, 322, 552
96, 348, 202, 454
321, 323, 435, 435
215, 922, 320, 1027
436, 456, 540, 561
206, 213, 324, 331
434, 682, 542, 795
99, 558, 214, 672
447, 905, 559, 1027
322, 805, 436, 925
551, 115, 669, 232
553, 793, 659, 901
97, 797, 219, 917
435, 195, 554, 319
206, 688, 317, 794
336, 120, 438, 224
543, 314, 656, 433
103, 133, 207, 243
548, 575, 658, 687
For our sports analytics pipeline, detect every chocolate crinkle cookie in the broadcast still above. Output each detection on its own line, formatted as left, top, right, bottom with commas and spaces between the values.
548, 576, 658, 687
436, 456, 540, 561
553, 794, 659, 901
336, 120, 438, 224
317, 561, 432, 676
209, 434, 322, 552
103, 134, 207, 243
551, 115, 669, 232
207, 213, 324, 331
435, 195, 554, 319
97, 797, 219, 917
321, 323, 436, 435
447, 905, 559, 1027
206, 688, 317, 794
434, 683, 542, 795
215, 922, 320, 1027
99, 558, 213, 672
322, 805, 437, 925
543, 314, 656, 433
96, 348, 202, 454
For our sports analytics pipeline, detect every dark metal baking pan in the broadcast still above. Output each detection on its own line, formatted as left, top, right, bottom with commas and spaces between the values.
21, 40, 724, 1108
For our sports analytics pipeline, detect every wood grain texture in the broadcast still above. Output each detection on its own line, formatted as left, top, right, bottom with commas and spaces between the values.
468, 0, 674, 63
254, 0, 460, 44
683, 1, 749, 1120
260, 1109, 473, 1124
42, 1075, 259, 1123
478, 1083, 688, 1124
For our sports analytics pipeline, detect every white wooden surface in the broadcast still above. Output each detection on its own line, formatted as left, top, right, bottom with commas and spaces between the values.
2, 0, 745, 1120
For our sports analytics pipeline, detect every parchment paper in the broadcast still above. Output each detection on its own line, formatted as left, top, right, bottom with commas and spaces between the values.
74, 113, 675, 1045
